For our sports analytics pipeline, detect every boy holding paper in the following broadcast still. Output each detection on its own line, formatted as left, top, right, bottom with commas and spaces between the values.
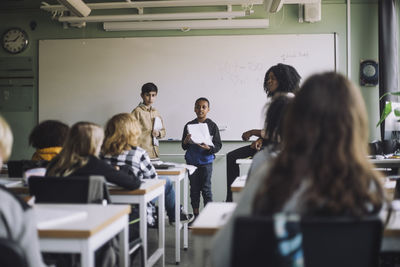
132, 82, 166, 159
181, 97, 222, 218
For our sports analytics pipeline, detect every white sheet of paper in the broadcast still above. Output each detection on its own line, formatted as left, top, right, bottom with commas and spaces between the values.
153, 116, 163, 146
187, 123, 214, 146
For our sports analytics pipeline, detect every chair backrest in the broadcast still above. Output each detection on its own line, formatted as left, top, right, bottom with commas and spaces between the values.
28, 176, 110, 204
7, 160, 49, 178
0, 237, 28, 267
232, 215, 383, 267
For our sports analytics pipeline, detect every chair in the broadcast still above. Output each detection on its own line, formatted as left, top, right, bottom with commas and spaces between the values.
0, 237, 28, 267
232, 215, 383, 267
7, 160, 49, 178
28, 176, 110, 204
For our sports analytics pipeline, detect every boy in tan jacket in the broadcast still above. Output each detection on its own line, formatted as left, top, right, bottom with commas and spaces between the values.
131, 82, 166, 158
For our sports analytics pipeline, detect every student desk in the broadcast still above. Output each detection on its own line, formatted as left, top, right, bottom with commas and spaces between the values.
371, 158, 400, 169
156, 167, 189, 265
191, 202, 237, 267
236, 158, 252, 176
35, 204, 130, 267
109, 179, 166, 267
237, 158, 400, 175
6, 178, 166, 267
230, 175, 247, 203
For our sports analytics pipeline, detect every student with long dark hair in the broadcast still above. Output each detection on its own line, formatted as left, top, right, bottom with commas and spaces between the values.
253, 72, 385, 216
212, 72, 386, 267
225, 63, 301, 202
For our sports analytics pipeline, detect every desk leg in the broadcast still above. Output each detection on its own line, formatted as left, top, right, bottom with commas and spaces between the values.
193, 235, 207, 267
159, 190, 165, 267
175, 177, 181, 264
81, 243, 95, 267
119, 221, 129, 267
140, 198, 148, 267
183, 173, 188, 250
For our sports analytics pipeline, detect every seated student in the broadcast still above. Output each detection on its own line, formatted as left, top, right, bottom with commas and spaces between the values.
46, 121, 141, 190
101, 113, 194, 225
225, 63, 301, 202
211, 72, 387, 267
247, 95, 293, 177
29, 120, 69, 161
247, 94, 293, 177
0, 116, 47, 267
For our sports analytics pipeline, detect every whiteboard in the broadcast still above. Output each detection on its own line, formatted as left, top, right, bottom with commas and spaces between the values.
39, 34, 336, 140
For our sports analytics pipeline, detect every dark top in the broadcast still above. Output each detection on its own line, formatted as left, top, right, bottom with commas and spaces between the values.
181, 118, 222, 165
47, 156, 142, 190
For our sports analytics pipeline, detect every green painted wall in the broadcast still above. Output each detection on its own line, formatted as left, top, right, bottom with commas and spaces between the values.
0, 0, 384, 204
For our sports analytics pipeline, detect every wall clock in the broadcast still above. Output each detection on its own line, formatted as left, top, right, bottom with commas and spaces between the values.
2, 28, 29, 54
360, 60, 379, 86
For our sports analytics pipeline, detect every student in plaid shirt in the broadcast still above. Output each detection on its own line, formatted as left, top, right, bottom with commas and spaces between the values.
102, 146, 157, 180
101, 113, 193, 225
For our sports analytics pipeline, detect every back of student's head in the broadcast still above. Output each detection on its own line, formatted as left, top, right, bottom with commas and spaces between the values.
47, 121, 103, 177
0, 116, 13, 165
254, 72, 384, 217
264, 95, 293, 144
285, 72, 369, 156
264, 63, 301, 96
102, 113, 141, 155
29, 120, 69, 149
141, 82, 158, 94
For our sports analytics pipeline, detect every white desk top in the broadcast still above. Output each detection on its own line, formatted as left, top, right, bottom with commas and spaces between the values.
0, 177, 23, 187
191, 202, 237, 235
231, 175, 247, 192
156, 167, 186, 176
35, 204, 130, 238
236, 158, 252, 165
109, 178, 166, 195
371, 158, 400, 164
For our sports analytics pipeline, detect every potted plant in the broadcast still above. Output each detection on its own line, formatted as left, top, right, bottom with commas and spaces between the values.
377, 91, 400, 127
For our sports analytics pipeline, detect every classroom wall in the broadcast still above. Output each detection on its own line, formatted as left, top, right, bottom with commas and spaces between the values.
0, 0, 386, 205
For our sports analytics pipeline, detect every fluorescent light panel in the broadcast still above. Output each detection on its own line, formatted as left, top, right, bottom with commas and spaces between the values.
58, 11, 250, 23
103, 19, 269, 31
42, 0, 264, 12
56, 0, 91, 17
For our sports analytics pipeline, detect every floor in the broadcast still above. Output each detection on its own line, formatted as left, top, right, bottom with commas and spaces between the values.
132, 222, 206, 267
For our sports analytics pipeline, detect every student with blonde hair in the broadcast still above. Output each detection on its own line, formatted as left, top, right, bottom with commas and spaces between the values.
101, 113, 193, 225
102, 113, 156, 180
0, 116, 47, 267
46, 121, 141, 190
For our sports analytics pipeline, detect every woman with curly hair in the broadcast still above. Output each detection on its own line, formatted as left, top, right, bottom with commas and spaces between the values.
225, 63, 301, 202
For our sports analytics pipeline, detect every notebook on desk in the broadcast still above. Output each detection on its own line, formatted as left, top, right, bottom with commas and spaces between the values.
153, 163, 175, 169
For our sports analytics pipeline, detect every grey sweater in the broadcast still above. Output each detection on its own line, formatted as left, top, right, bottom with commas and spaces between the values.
0, 186, 46, 267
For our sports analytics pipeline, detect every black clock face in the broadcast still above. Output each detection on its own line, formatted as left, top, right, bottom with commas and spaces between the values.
2, 28, 29, 54
360, 60, 379, 86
